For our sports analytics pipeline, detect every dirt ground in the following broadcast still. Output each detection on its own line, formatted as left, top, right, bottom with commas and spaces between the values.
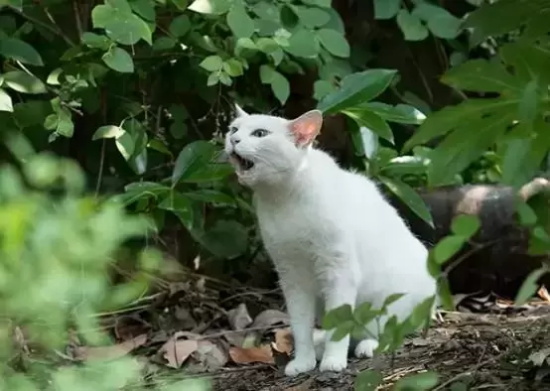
204, 307, 550, 391
94, 276, 550, 391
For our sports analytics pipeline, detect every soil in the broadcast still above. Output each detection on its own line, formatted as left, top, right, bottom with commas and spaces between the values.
203, 307, 550, 391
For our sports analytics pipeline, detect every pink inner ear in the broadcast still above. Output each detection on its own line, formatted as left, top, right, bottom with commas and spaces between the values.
290, 111, 322, 146
292, 122, 318, 145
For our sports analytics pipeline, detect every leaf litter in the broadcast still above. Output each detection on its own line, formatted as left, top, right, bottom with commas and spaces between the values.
62, 273, 550, 390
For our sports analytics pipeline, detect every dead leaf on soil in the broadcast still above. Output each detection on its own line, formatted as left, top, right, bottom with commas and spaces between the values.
273, 328, 293, 354
75, 334, 147, 361
251, 309, 289, 329
187, 340, 228, 372
538, 286, 550, 302
159, 334, 199, 368
229, 344, 274, 364
227, 303, 253, 330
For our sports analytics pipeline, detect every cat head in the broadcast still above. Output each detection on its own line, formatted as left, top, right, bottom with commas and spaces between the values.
225, 105, 323, 188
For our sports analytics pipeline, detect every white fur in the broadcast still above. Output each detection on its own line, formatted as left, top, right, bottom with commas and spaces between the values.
225, 108, 436, 376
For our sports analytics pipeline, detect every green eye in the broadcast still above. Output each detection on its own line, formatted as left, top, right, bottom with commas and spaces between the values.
251, 128, 269, 137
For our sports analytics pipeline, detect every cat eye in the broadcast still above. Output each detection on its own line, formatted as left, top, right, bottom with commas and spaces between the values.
229, 126, 238, 134
251, 128, 269, 138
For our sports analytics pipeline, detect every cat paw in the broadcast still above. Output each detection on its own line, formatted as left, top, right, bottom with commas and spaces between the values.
354, 339, 379, 358
319, 355, 347, 372
284, 357, 316, 376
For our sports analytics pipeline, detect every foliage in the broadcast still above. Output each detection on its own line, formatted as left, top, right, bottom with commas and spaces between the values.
0, 146, 207, 390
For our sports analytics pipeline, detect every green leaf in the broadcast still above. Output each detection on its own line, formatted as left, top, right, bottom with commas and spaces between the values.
130, 0, 156, 21
516, 201, 537, 227
200, 55, 223, 71
169, 14, 191, 37
81, 32, 111, 50
198, 220, 248, 258
394, 371, 439, 391
382, 293, 405, 309
158, 191, 194, 229
433, 235, 465, 264
0, 88, 13, 112
102, 47, 134, 73
153, 36, 177, 51
374, 0, 400, 20
93, 125, 125, 140
301, 0, 331, 7
413, 3, 462, 39
515, 266, 549, 306
3, 70, 46, 94
44, 114, 58, 130
188, 0, 231, 15
172, 141, 216, 185
362, 102, 426, 125
223, 59, 244, 77
184, 189, 234, 205
355, 370, 383, 391
331, 320, 355, 341
397, 9, 429, 41
227, 2, 255, 38
322, 304, 353, 330
518, 79, 539, 123
313, 79, 336, 101
181, 163, 233, 183
451, 215, 480, 239
270, 71, 290, 104
0, 37, 43, 66
380, 177, 433, 227
259, 64, 275, 83
354, 302, 381, 326
92, 0, 152, 45
442, 59, 521, 93
345, 109, 393, 143
115, 131, 135, 160
317, 69, 397, 114
284, 29, 319, 58
316, 28, 350, 58
294, 6, 330, 28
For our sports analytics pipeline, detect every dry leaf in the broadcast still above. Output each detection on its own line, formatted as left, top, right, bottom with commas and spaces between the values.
285, 378, 313, 391
75, 334, 147, 361
227, 303, 253, 331
251, 309, 289, 329
160, 335, 199, 368
273, 328, 293, 354
229, 344, 274, 364
187, 340, 228, 372
538, 286, 550, 302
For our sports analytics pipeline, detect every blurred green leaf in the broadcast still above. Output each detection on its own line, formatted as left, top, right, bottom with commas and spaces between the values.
0, 37, 43, 66
317, 28, 350, 58
345, 109, 393, 143
199, 220, 248, 258
397, 9, 429, 41
450, 215, 480, 239
102, 47, 134, 73
380, 177, 433, 227
172, 141, 216, 185
284, 29, 318, 58
227, 2, 255, 38
188, 0, 231, 14
394, 371, 439, 390
515, 266, 549, 305
323, 304, 353, 330
374, 0, 400, 20
159, 191, 194, 229
361, 102, 425, 125
413, 3, 462, 39
317, 69, 397, 114
433, 235, 465, 264
3, 70, 46, 94
200, 55, 223, 71
0, 88, 13, 112
92, 0, 152, 45
169, 14, 191, 37
355, 369, 383, 391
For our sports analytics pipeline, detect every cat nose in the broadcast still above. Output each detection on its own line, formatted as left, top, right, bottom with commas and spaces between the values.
231, 136, 241, 145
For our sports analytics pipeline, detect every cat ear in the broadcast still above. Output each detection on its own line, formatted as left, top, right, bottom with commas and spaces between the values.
234, 104, 249, 117
288, 110, 323, 147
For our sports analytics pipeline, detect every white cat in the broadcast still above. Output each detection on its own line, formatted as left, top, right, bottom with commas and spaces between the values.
224, 106, 436, 376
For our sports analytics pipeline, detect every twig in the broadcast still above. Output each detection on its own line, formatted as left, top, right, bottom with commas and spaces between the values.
185, 363, 273, 379
432, 354, 503, 391
72, 0, 83, 38
95, 139, 106, 196
9, 6, 75, 47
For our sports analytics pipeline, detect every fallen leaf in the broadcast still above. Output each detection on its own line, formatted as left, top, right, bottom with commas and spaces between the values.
187, 340, 228, 372
174, 305, 198, 330
285, 378, 313, 391
227, 303, 253, 330
273, 328, 293, 354
75, 334, 147, 361
229, 344, 274, 364
159, 335, 199, 368
251, 309, 289, 329
538, 286, 550, 302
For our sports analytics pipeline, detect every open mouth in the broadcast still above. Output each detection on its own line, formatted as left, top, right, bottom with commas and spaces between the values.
231, 152, 254, 171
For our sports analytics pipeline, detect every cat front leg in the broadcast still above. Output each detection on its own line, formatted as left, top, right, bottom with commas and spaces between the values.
280, 276, 317, 376
319, 273, 357, 372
